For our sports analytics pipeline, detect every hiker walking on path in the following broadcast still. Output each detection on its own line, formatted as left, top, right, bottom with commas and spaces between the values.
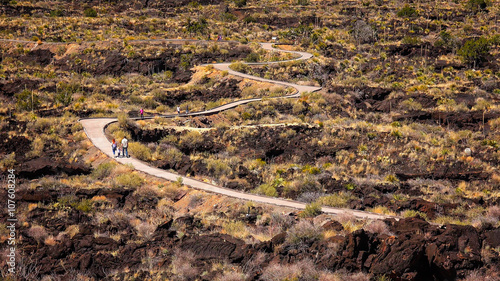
186, 105, 189, 114
112, 139, 117, 157
121, 137, 129, 158
177, 106, 181, 115
140, 108, 144, 119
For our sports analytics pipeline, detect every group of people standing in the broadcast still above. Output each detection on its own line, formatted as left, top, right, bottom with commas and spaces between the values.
111, 137, 129, 158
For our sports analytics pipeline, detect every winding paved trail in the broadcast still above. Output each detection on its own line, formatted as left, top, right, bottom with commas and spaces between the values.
77, 40, 397, 221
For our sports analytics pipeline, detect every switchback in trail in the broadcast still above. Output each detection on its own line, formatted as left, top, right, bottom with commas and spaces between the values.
80, 40, 397, 221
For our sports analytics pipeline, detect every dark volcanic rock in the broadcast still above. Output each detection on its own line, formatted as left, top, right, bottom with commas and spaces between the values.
179, 234, 245, 262
17, 157, 91, 179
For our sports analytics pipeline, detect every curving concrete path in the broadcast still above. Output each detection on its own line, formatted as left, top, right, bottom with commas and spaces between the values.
78, 40, 397, 221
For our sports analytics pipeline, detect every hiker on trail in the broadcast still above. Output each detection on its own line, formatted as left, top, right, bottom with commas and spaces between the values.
177, 106, 181, 115
186, 105, 189, 114
217, 35, 222, 41
140, 108, 144, 119
121, 137, 129, 158
112, 139, 117, 157
117, 143, 122, 158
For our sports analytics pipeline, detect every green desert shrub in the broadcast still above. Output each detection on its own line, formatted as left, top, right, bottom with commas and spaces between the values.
401, 98, 423, 111
180, 131, 204, 151
16, 89, 40, 111
206, 158, 231, 177
128, 142, 152, 161
84, 8, 97, 17
300, 202, 322, 218
397, 5, 418, 18
317, 192, 351, 208
245, 52, 260, 62
229, 62, 250, 73
115, 173, 144, 188
255, 183, 278, 197
92, 162, 116, 179
75, 199, 93, 213
458, 37, 490, 66
402, 210, 428, 220
465, 0, 490, 13
233, 0, 247, 7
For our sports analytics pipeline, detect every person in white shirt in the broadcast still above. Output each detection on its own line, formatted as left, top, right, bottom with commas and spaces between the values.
121, 137, 129, 158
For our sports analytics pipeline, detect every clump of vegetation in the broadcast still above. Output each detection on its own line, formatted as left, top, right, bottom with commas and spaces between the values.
129, 142, 152, 161
286, 221, 322, 245
299, 202, 322, 218
114, 173, 144, 188
458, 37, 490, 67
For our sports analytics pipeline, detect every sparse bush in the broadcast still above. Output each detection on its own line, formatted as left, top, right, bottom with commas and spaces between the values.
461, 270, 496, 281
286, 220, 322, 245
0, 152, 16, 170
171, 249, 199, 280
352, 20, 377, 44
27, 225, 48, 243
269, 212, 295, 230
486, 206, 500, 219
216, 271, 247, 281
223, 220, 247, 239
261, 259, 320, 281
401, 98, 423, 111
297, 192, 324, 203
135, 222, 157, 240
364, 220, 391, 235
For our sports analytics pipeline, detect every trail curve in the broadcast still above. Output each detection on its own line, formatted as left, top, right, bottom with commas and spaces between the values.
79, 40, 397, 221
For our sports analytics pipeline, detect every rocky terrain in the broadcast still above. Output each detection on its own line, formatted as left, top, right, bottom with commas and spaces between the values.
0, 0, 499, 280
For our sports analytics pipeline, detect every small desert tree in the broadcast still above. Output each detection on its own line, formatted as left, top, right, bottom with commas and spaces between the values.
458, 37, 490, 67
465, 0, 491, 14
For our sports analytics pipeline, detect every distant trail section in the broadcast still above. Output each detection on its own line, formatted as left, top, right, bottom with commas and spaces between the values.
78, 39, 395, 221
